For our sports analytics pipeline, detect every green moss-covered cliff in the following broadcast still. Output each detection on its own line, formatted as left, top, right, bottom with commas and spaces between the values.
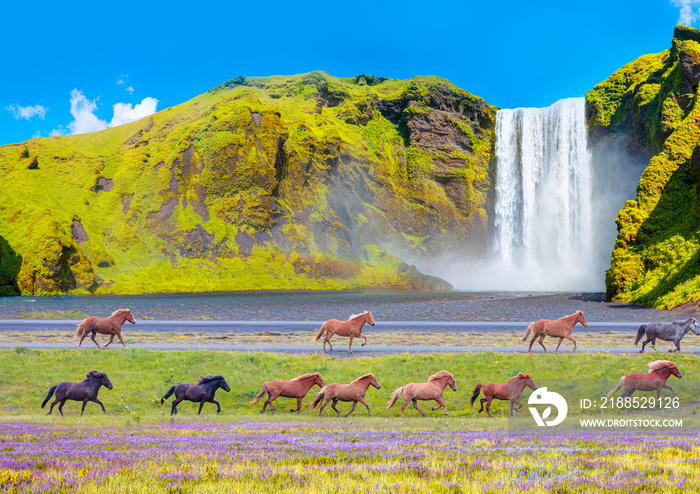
0, 72, 496, 295
588, 25, 700, 308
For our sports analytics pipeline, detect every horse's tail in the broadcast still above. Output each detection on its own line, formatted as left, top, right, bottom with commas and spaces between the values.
41, 385, 56, 409
386, 387, 404, 409
470, 384, 484, 407
521, 322, 534, 342
607, 377, 625, 398
634, 325, 647, 346
160, 386, 176, 405
250, 383, 268, 405
75, 321, 87, 339
310, 388, 326, 410
313, 323, 326, 343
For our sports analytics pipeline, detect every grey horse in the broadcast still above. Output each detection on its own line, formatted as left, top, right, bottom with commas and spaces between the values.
634, 317, 699, 353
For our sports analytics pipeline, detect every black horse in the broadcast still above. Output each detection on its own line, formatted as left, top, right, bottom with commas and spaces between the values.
635, 317, 699, 353
41, 370, 113, 416
160, 375, 231, 415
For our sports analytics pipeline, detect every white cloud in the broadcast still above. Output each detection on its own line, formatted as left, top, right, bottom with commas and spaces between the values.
6, 104, 47, 120
64, 88, 159, 135
49, 127, 69, 137
108, 97, 158, 128
116, 79, 124, 85
126, 86, 134, 95
673, 0, 700, 25
32, 130, 42, 139
67, 89, 108, 135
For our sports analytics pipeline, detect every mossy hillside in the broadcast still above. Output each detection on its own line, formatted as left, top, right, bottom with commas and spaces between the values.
0, 72, 496, 295
589, 25, 700, 308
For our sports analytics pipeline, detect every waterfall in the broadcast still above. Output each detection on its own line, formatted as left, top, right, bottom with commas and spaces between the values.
491, 98, 596, 290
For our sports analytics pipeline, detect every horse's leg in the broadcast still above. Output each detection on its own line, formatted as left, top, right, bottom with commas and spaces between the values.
115, 329, 127, 348
651, 336, 657, 351
512, 398, 523, 412
662, 384, 676, 397
478, 398, 486, 414
640, 338, 649, 353
171, 398, 183, 416
77, 331, 90, 349
357, 397, 371, 417
103, 333, 116, 350
344, 400, 358, 417
291, 397, 302, 413
671, 339, 681, 353
211, 399, 221, 414
361, 334, 368, 347
485, 397, 494, 418
80, 400, 89, 416
348, 336, 354, 354
566, 335, 577, 352
537, 334, 547, 353
48, 399, 61, 415
528, 334, 538, 353
325, 398, 339, 417
90, 331, 101, 349
401, 399, 410, 418
554, 337, 564, 354
261, 392, 272, 413
323, 331, 334, 353
432, 397, 448, 416
91, 398, 106, 413
198, 401, 205, 415
413, 398, 426, 417
58, 399, 67, 417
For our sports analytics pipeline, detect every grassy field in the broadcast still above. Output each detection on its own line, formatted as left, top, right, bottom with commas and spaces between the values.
1, 349, 699, 421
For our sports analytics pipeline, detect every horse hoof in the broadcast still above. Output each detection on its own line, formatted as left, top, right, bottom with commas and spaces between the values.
361, 343, 366, 346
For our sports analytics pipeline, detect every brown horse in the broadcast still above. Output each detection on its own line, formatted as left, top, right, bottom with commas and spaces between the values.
76, 309, 136, 349
470, 373, 538, 417
160, 376, 231, 415
387, 371, 457, 417
251, 373, 326, 413
313, 311, 375, 353
521, 310, 588, 353
607, 360, 682, 399
41, 370, 113, 416
310, 373, 381, 417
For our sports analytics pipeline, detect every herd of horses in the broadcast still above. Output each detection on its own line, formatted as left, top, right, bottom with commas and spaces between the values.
40, 361, 684, 418
37, 307, 695, 416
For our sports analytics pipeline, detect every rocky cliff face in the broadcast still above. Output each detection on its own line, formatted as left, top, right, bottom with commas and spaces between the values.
0, 72, 496, 295
588, 25, 700, 308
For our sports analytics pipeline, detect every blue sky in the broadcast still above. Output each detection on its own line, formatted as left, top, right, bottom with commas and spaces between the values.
0, 0, 695, 145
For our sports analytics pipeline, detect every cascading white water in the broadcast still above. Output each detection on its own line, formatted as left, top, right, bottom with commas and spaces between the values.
492, 97, 597, 290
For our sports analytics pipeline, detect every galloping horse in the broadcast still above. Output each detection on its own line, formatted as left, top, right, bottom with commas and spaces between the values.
310, 373, 381, 417
313, 311, 375, 353
470, 373, 538, 417
635, 318, 699, 353
160, 376, 231, 415
607, 360, 682, 399
41, 370, 113, 416
387, 371, 457, 417
76, 309, 136, 349
251, 372, 326, 413
521, 310, 588, 353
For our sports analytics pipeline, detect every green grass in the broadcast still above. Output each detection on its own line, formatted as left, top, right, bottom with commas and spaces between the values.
2, 349, 698, 422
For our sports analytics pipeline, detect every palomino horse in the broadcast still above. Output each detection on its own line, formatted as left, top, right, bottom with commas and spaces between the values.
310, 373, 381, 417
635, 318, 699, 353
251, 373, 326, 413
76, 309, 136, 349
387, 371, 457, 417
521, 310, 588, 353
41, 370, 113, 416
313, 311, 375, 353
160, 376, 231, 415
607, 360, 682, 399
470, 373, 538, 417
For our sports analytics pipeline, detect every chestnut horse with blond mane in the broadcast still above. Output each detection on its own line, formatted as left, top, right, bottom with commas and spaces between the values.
521, 310, 588, 353
387, 371, 457, 417
251, 373, 326, 413
607, 360, 682, 399
313, 311, 375, 353
470, 373, 538, 417
76, 309, 136, 349
310, 373, 381, 417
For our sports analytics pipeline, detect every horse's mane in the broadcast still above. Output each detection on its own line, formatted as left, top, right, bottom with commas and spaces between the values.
351, 373, 375, 383
110, 308, 131, 317
428, 371, 454, 381
648, 360, 678, 372
348, 311, 369, 321
292, 373, 320, 382
84, 370, 106, 381
508, 372, 532, 382
198, 375, 224, 385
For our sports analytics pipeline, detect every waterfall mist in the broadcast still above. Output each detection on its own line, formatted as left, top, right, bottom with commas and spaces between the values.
418, 97, 646, 292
